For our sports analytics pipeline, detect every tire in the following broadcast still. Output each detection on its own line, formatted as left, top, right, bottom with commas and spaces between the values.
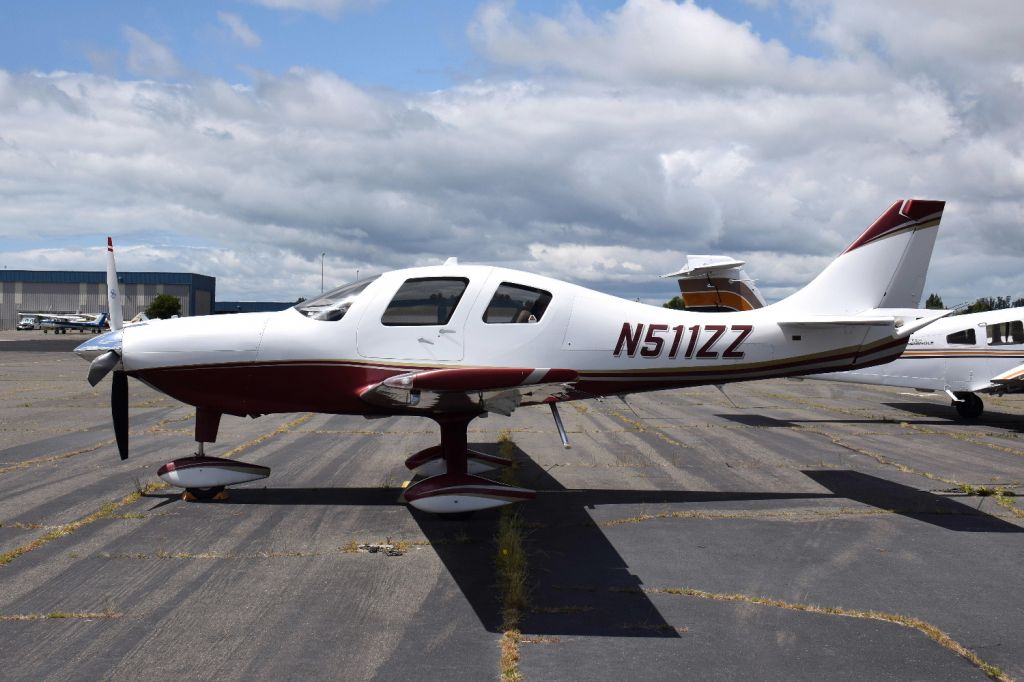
186, 486, 225, 501
953, 392, 983, 419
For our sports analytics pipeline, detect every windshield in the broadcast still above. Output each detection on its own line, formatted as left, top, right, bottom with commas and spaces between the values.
295, 276, 379, 321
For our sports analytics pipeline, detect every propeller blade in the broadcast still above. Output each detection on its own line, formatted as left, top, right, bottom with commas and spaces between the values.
112, 371, 129, 460
87, 349, 121, 387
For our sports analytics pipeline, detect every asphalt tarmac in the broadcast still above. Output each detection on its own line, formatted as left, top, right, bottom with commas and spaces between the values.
2, 330, 1023, 681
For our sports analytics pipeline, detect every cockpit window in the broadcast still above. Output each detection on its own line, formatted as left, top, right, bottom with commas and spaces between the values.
946, 329, 976, 345
381, 277, 468, 326
483, 282, 552, 324
987, 320, 1024, 346
295, 276, 379, 321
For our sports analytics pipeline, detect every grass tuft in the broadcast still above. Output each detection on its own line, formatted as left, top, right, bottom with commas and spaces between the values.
495, 430, 527, 682
0, 609, 121, 621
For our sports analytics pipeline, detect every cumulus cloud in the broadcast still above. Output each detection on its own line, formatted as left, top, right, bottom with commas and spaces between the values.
123, 27, 181, 79
0, 0, 1022, 305
468, 0, 886, 92
217, 12, 262, 48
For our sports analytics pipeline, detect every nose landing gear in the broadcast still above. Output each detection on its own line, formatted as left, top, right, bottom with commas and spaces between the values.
156, 409, 270, 500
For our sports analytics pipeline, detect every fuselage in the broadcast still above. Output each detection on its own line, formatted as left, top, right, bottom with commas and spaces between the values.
97, 264, 907, 417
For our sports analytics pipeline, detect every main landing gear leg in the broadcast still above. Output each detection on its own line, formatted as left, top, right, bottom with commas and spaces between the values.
156, 408, 270, 501
402, 414, 535, 514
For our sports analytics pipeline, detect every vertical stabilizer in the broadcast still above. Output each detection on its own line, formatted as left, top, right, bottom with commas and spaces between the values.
773, 200, 945, 315
106, 237, 124, 331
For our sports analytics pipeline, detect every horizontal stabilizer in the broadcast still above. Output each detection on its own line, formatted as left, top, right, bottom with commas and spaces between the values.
990, 363, 1024, 388
778, 308, 952, 338
661, 255, 746, 279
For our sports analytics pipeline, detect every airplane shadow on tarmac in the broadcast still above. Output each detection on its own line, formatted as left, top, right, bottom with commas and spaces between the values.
882, 402, 1024, 431
717, 412, 982, 428
152, 443, 1022, 637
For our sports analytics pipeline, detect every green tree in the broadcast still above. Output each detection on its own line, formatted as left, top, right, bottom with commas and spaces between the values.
146, 293, 182, 319
925, 293, 944, 309
963, 296, 1014, 314
663, 295, 686, 310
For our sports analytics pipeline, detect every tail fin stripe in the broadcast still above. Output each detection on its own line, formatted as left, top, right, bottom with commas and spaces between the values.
843, 200, 945, 254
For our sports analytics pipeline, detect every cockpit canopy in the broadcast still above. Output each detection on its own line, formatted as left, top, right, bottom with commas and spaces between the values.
295, 276, 379, 321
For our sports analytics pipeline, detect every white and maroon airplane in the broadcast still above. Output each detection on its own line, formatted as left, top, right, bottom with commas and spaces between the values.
77, 200, 947, 513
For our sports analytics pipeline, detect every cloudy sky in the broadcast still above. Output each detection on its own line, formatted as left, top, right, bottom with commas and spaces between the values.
0, 1, 1022, 304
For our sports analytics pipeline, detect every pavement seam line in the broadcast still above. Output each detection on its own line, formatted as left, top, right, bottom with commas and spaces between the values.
0, 413, 195, 477
642, 586, 1010, 682
0, 610, 121, 621
900, 422, 1024, 459
796, 423, 960, 485
496, 430, 527, 682
0, 483, 164, 567
220, 413, 314, 459
600, 505, 1020, 526
0, 413, 314, 568
0, 438, 116, 476
609, 410, 687, 447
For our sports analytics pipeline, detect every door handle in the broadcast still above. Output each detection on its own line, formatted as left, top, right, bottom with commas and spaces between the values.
439, 329, 456, 335
417, 337, 434, 345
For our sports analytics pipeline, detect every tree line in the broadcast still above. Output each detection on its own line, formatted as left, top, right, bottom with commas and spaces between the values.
925, 294, 1024, 314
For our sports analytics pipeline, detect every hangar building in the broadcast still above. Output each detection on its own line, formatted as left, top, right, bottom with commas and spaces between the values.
0, 270, 216, 330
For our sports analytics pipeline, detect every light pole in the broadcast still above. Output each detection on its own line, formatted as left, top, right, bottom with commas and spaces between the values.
320, 252, 326, 293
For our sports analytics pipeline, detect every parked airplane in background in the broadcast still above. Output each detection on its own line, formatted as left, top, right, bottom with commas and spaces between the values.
663, 255, 766, 312
41, 312, 109, 334
814, 309, 1024, 418
77, 200, 948, 512
672, 253, 1024, 419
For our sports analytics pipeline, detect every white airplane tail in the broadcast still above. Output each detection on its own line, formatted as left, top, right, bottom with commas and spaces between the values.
106, 237, 124, 331
773, 199, 945, 316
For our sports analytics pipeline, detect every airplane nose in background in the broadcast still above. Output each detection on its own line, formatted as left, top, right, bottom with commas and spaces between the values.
74, 329, 124, 361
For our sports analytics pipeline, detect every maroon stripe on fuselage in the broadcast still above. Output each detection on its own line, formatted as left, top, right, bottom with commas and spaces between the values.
579, 336, 907, 380
573, 348, 907, 396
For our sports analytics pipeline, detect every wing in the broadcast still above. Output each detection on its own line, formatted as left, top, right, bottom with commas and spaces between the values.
990, 363, 1024, 393
359, 367, 579, 416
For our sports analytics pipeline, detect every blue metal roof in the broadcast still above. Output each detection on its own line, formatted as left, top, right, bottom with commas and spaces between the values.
0, 270, 215, 288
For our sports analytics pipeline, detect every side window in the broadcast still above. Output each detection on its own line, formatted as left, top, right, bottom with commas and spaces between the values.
945, 329, 976, 345
987, 321, 1024, 346
381, 278, 468, 326
483, 282, 553, 324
